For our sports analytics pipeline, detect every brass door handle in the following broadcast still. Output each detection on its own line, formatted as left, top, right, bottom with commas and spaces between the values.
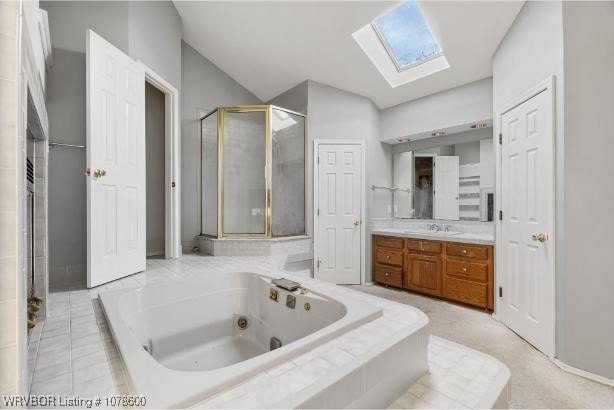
353, 220, 360, 226
90, 169, 106, 178
532, 233, 548, 242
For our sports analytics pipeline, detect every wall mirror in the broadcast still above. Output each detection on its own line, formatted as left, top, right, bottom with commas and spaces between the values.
393, 136, 495, 221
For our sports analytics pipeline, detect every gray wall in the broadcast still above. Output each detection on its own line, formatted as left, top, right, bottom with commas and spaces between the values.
42, 1, 182, 284
128, 1, 181, 90
180, 41, 260, 251
380, 78, 493, 143
493, 0, 566, 360
493, 0, 566, 366
493, 0, 614, 380
267, 81, 308, 115
560, 1, 614, 379
306, 81, 391, 280
145, 83, 165, 255
454, 141, 481, 165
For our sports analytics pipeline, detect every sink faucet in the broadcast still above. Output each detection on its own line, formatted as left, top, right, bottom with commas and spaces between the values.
428, 223, 441, 232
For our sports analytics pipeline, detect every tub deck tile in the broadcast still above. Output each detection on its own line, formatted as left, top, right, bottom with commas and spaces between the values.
30, 255, 510, 409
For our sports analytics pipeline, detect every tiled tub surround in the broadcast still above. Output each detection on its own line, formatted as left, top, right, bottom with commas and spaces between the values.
196, 235, 312, 257
28, 255, 510, 408
99, 271, 384, 408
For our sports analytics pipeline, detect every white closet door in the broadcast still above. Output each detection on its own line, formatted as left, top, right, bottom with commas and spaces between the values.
500, 89, 554, 355
316, 143, 362, 285
433, 156, 459, 220
86, 30, 146, 288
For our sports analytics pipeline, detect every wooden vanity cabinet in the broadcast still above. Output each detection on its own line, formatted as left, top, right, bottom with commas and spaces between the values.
405, 239, 443, 297
372, 234, 494, 310
371, 236, 404, 288
405, 253, 443, 296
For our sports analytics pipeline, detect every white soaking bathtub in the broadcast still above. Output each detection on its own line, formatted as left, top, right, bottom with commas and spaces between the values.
99, 271, 382, 408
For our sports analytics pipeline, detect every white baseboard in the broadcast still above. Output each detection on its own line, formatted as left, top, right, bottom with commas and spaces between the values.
553, 358, 614, 387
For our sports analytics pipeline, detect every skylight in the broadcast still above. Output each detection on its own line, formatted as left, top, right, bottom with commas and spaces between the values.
372, 1, 442, 72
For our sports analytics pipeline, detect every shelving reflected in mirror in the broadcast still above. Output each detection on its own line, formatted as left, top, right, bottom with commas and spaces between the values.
393, 135, 495, 221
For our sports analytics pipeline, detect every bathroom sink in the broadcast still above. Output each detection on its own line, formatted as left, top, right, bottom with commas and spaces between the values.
403, 229, 462, 237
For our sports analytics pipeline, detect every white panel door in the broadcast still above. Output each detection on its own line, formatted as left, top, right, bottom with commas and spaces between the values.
316, 144, 362, 284
86, 30, 146, 288
433, 156, 460, 220
500, 89, 554, 354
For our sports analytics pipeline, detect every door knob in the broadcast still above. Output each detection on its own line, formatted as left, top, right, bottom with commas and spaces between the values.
91, 169, 106, 178
532, 233, 548, 242
353, 220, 360, 226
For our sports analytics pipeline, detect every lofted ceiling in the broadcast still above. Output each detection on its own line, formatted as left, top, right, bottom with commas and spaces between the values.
175, 1, 524, 109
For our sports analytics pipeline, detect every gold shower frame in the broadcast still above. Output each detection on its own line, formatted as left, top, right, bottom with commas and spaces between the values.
199, 105, 307, 239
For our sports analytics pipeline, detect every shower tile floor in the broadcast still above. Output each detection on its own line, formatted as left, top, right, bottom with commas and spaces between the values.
29, 255, 510, 408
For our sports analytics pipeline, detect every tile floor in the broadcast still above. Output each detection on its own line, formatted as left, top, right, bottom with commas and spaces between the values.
28, 255, 512, 408
354, 284, 614, 409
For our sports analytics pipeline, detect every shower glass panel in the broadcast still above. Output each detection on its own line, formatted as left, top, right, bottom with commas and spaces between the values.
223, 110, 267, 235
201, 111, 218, 236
271, 108, 305, 236
200, 105, 306, 238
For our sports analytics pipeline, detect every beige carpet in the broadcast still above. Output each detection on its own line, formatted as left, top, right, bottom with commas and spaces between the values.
349, 284, 614, 409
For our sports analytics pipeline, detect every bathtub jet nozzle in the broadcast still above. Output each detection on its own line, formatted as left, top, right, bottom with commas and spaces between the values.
286, 294, 296, 309
237, 315, 249, 330
270, 337, 282, 351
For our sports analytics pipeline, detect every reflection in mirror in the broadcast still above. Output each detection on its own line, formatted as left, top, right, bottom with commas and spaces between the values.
393, 138, 495, 221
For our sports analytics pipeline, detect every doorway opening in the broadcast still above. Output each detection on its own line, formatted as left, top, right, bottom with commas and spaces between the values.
145, 82, 166, 257
141, 62, 181, 261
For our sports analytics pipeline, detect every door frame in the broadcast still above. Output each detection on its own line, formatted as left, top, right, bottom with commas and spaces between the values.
313, 139, 366, 284
494, 75, 556, 357
139, 61, 181, 259
413, 153, 436, 219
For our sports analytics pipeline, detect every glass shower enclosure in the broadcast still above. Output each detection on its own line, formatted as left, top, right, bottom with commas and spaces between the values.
200, 105, 306, 238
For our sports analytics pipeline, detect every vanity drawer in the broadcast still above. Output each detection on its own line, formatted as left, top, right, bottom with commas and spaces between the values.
446, 243, 489, 260
374, 264, 402, 288
375, 235, 404, 249
375, 248, 404, 267
445, 277, 488, 308
407, 240, 442, 254
446, 259, 488, 282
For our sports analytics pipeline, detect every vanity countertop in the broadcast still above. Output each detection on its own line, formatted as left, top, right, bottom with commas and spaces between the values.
371, 228, 494, 246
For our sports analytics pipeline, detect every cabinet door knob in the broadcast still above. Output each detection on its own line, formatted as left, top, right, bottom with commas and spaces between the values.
386, 255, 390, 259
462, 249, 468, 254
385, 272, 389, 277
462, 267, 468, 273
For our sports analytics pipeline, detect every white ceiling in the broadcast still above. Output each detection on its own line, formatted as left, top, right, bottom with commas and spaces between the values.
175, 1, 523, 109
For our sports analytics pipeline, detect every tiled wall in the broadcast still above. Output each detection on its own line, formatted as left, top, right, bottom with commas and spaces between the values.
0, 0, 24, 396
33, 139, 48, 317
